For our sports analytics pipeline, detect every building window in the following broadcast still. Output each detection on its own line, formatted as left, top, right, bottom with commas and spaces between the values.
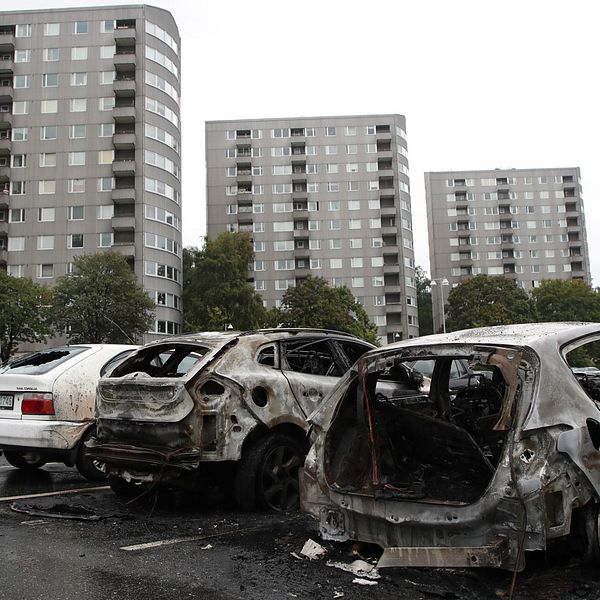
352, 277, 364, 288
99, 97, 115, 111
11, 154, 26, 168
43, 48, 60, 61
41, 126, 57, 140
38, 207, 55, 222
44, 23, 60, 36
97, 205, 114, 219
68, 234, 84, 248
346, 144, 358, 154
98, 150, 114, 164
15, 24, 32, 37
68, 152, 86, 166
42, 73, 58, 87
348, 181, 359, 191
14, 49, 31, 63
70, 72, 87, 86
351, 257, 363, 268
325, 145, 337, 155
10, 181, 26, 195
70, 124, 87, 139
98, 233, 114, 247
99, 123, 115, 137
71, 47, 88, 60
68, 206, 85, 220
12, 101, 29, 115
40, 100, 58, 114
68, 179, 86, 193
38, 180, 56, 195
349, 219, 362, 229
37, 235, 55, 250
349, 238, 363, 249
8, 237, 25, 251
38, 264, 54, 279
13, 75, 31, 88
7, 265, 25, 277
345, 126, 357, 136
100, 45, 116, 59
98, 177, 114, 192
73, 21, 89, 34
39, 153, 57, 167
100, 71, 115, 85
9, 208, 25, 223
70, 98, 87, 112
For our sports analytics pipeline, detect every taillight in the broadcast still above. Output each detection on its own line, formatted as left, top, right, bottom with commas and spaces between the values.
22, 393, 55, 415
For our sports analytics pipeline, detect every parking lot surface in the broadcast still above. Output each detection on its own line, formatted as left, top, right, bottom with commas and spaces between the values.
1, 457, 600, 600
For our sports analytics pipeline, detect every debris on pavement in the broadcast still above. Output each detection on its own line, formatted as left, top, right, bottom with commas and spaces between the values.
326, 559, 381, 580
352, 578, 378, 586
300, 538, 327, 560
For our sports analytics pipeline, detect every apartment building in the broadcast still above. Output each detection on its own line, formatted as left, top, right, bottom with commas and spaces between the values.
425, 168, 590, 332
0, 6, 182, 340
206, 115, 419, 343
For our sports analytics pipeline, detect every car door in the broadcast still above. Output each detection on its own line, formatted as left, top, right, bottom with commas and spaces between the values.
279, 338, 346, 417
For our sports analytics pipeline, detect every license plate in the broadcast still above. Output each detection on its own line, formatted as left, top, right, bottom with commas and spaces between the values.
0, 394, 14, 409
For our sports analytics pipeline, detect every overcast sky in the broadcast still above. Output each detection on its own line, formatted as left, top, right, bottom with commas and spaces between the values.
5, 0, 600, 284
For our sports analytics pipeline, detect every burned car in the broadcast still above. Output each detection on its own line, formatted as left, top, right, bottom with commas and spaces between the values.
301, 323, 600, 570
87, 329, 374, 510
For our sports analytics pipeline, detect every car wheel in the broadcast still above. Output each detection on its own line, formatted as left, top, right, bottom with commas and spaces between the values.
234, 433, 305, 512
75, 428, 106, 482
3, 450, 47, 471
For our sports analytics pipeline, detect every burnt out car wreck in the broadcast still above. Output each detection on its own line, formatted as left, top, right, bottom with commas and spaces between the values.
86, 329, 373, 511
301, 323, 600, 570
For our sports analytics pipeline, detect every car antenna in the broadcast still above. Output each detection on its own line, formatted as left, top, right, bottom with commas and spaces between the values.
102, 314, 136, 345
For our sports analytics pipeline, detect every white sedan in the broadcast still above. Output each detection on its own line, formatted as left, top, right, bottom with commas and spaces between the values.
0, 344, 137, 481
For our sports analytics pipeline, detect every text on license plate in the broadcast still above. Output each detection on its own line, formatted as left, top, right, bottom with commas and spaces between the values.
0, 394, 14, 409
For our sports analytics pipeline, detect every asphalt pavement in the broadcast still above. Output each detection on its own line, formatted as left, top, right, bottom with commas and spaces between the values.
1, 456, 600, 600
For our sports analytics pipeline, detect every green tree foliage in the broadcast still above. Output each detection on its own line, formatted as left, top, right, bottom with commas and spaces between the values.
183, 232, 265, 331
52, 252, 154, 343
277, 276, 379, 345
445, 274, 536, 331
0, 271, 54, 363
415, 266, 433, 335
532, 279, 600, 323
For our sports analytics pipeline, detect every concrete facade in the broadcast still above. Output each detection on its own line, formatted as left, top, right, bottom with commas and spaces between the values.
425, 168, 590, 332
0, 5, 182, 341
206, 115, 419, 343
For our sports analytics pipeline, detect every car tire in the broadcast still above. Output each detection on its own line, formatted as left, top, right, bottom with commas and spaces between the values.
234, 433, 305, 512
75, 428, 106, 482
3, 450, 46, 471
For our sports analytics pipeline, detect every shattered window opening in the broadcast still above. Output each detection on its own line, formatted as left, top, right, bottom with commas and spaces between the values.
0, 346, 89, 375
324, 351, 515, 505
282, 340, 343, 377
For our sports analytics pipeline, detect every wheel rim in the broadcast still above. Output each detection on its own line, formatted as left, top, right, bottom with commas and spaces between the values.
260, 445, 302, 511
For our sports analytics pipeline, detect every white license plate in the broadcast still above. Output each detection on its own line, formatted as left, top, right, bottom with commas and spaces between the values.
0, 394, 14, 409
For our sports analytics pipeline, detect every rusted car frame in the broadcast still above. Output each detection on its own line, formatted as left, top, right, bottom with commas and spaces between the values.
301, 323, 600, 570
87, 329, 374, 510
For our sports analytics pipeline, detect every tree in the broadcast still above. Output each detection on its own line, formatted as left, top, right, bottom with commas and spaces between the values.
52, 252, 154, 343
0, 271, 54, 363
533, 279, 600, 322
445, 274, 536, 331
277, 276, 379, 345
415, 266, 433, 335
183, 232, 265, 331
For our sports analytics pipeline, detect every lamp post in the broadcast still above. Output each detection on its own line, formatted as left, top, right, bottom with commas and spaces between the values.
430, 278, 449, 333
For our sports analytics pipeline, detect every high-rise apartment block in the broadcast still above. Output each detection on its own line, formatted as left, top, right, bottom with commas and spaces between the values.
0, 6, 182, 340
206, 115, 419, 342
425, 168, 590, 332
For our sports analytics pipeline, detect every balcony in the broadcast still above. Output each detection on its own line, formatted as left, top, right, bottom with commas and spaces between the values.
0, 83, 13, 103
0, 110, 11, 128
112, 132, 135, 150
113, 77, 136, 97
113, 159, 136, 176
0, 220, 8, 234
293, 228, 309, 239
112, 242, 136, 260
0, 58, 13, 76
0, 30, 15, 53
111, 215, 135, 231
385, 303, 403, 314
0, 247, 6, 265
113, 105, 136, 123
114, 50, 136, 73
114, 23, 136, 46
112, 185, 136, 204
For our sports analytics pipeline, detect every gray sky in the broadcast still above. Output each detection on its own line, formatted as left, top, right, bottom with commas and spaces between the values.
5, 0, 600, 284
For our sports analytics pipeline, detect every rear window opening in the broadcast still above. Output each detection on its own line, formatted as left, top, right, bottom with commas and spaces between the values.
566, 340, 600, 403
324, 351, 516, 505
0, 346, 89, 375
110, 344, 209, 378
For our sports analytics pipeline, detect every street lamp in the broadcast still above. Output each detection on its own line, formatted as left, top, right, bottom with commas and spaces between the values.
430, 278, 449, 333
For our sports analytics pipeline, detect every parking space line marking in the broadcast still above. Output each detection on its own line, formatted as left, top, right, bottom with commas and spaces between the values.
121, 526, 264, 552
0, 485, 109, 502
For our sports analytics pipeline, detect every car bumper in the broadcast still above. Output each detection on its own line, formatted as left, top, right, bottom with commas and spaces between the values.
0, 419, 90, 451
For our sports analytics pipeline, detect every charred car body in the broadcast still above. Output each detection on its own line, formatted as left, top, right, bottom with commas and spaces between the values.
301, 323, 600, 570
87, 329, 374, 510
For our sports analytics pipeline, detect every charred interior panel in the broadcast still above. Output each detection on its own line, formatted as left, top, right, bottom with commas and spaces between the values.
323, 350, 515, 505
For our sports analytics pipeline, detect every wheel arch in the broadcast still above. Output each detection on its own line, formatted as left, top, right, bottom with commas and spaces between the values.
241, 422, 310, 457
